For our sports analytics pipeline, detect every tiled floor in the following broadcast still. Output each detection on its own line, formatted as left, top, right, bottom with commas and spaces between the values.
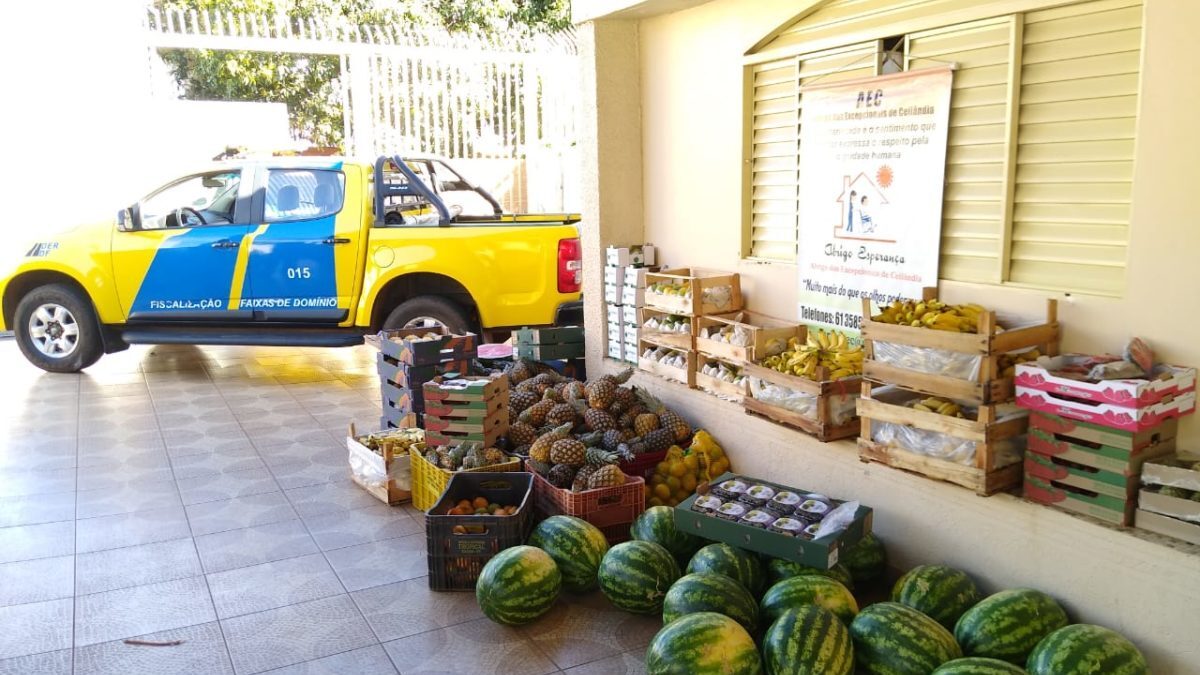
0, 342, 656, 674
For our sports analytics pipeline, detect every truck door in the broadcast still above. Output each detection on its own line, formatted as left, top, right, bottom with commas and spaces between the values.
112, 169, 254, 321
242, 166, 361, 322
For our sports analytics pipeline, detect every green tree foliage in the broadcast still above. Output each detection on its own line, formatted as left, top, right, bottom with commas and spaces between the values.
157, 0, 571, 147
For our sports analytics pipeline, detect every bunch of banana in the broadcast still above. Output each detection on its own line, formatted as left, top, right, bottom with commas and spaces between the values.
910, 396, 968, 419
759, 329, 862, 381
998, 348, 1041, 378
871, 298, 988, 333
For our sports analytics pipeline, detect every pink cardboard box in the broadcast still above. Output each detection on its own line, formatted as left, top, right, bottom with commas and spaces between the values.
1015, 355, 1195, 407
1016, 387, 1195, 432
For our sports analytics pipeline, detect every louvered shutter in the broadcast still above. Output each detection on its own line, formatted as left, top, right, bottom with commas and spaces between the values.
907, 18, 1013, 284
746, 58, 800, 261
1012, 0, 1141, 296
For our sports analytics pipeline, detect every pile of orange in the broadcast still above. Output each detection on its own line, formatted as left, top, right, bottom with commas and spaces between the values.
445, 496, 518, 516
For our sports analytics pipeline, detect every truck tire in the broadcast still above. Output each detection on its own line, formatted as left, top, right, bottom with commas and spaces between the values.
13, 283, 104, 373
383, 296, 474, 335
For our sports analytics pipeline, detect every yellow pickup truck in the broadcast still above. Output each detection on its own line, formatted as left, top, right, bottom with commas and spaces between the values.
1, 154, 582, 372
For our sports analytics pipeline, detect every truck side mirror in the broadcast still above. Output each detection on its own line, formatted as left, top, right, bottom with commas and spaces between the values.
116, 205, 140, 232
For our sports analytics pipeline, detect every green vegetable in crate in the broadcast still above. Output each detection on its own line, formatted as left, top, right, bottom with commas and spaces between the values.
892, 564, 981, 630
630, 506, 704, 567
1159, 485, 1196, 500
850, 602, 962, 675
767, 558, 855, 591
528, 516, 609, 594
598, 540, 681, 615
687, 543, 765, 596
662, 573, 759, 635
841, 532, 888, 585
1025, 624, 1148, 675
760, 574, 858, 626
954, 589, 1069, 664
763, 606, 854, 675
645, 611, 763, 675
933, 657, 1029, 674
475, 546, 561, 626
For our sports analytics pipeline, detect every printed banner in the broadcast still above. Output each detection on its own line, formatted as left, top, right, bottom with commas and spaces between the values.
796, 67, 953, 333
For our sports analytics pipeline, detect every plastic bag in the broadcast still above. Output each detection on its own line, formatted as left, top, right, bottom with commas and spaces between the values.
813, 501, 859, 539
749, 378, 858, 424
872, 422, 1024, 467
348, 445, 413, 490
873, 341, 982, 381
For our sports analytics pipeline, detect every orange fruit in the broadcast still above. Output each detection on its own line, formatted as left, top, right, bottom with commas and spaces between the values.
452, 525, 466, 534
666, 476, 681, 491
669, 461, 687, 478
472, 497, 489, 510
681, 474, 697, 492
648, 497, 665, 507
683, 455, 699, 471
457, 499, 472, 510
654, 483, 671, 500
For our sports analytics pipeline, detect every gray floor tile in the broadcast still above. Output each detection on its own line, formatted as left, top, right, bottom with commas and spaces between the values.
160, 421, 249, 451
0, 598, 73, 660
352, 577, 483, 642
194, 519, 318, 574
260, 645, 396, 675
76, 430, 165, 455
76, 538, 202, 596
517, 596, 661, 670
74, 576, 216, 647
75, 447, 170, 473
0, 555, 74, 607
303, 504, 421, 551
284, 480, 381, 518
76, 479, 181, 519
0, 648, 72, 675
206, 553, 343, 619
76, 506, 191, 554
260, 443, 347, 491
323, 534, 427, 592
186, 491, 296, 536
166, 435, 255, 459
170, 448, 265, 480
73, 620, 233, 675
178, 467, 280, 506
220, 594, 376, 674
0, 467, 75, 499
77, 464, 175, 491
0, 520, 74, 564
0, 492, 75, 529
382, 617, 557, 675
562, 650, 647, 675
0, 447, 77, 472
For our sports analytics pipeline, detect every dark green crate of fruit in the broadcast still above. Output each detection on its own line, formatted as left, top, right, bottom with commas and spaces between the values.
515, 326, 585, 345
516, 343, 586, 361
673, 472, 872, 569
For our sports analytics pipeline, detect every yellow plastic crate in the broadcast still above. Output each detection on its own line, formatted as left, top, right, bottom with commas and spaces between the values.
409, 450, 522, 511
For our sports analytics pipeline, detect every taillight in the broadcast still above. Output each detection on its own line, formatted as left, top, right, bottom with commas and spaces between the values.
557, 237, 582, 293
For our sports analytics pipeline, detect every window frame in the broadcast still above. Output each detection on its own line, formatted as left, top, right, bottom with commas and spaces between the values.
136, 169, 250, 230
255, 167, 348, 225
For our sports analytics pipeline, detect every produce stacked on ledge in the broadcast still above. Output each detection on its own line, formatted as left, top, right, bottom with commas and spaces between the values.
871, 298, 988, 332
640, 345, 689, 369
759, 329, 863, 380
910, 395, 971, 419
642, 313, 691, 335
697, 361, 747, 386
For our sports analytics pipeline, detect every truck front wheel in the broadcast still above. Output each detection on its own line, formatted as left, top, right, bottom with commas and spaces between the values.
14, 284, 104, 373
383, 296, 474, 335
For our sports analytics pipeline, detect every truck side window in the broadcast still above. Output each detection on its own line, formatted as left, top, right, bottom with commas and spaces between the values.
139, 171, 241, 229
264, 169, 346, 223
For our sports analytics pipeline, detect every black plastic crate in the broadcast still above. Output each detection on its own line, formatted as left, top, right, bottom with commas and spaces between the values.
425, 472, 534, 591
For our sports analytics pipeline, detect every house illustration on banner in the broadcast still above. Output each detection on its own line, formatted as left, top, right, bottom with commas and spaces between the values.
835, 172, 894, 242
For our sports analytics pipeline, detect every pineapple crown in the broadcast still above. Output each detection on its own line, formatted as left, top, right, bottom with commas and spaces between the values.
613, 367, 636, 385
585, 446, 619, 466
577, 430, 605, 447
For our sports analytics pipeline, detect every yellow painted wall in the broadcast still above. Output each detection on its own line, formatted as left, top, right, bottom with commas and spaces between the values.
579, 0, 1200, 671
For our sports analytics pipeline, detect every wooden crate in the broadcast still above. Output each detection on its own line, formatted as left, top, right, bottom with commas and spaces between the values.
856, 383, 1028, 495
346, 422, 419, 505
637, 306, 695, 351
741, 362, 861, 442
636, 338, 696, 388
695, 355, 749, 402
644, 268, 743, 317
860, 289, 1059, 405
695, 311, 802, 364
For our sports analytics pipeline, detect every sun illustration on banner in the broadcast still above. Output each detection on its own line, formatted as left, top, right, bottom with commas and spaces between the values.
876, 165, 894, 189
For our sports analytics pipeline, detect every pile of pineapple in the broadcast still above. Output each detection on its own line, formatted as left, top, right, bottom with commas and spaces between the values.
356, 428, 425, 457
505, 360, 694, 493
647, 430, 731, 508
421, 442, 508, 471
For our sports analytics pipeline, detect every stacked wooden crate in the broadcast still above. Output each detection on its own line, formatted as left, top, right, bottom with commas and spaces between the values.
422, 375, 510, 447
367, 327, 477, 429
638, 268, 743, 388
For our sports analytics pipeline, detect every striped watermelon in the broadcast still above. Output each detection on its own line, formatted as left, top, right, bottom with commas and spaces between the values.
663, 573, 759, 635
842, 532, 888, 586
646, 611, 763, 675
1026, 624, 1148, 675
763, 606, 854, 675
630, 505, 704, 566
760, 574, 859, 626
475, 545, 561, 626
850, 601, 962, 675
598, 540, 681, 615
528, 515, 609, 594
891, 565, 980, 629
933, 657, 1029, 674
687, 543, 766, 596
954, 589, 1068, 664
767, 557, 855, 591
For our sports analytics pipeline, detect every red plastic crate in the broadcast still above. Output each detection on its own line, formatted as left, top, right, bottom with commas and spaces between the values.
526, 461, 645, 533
619, 450, 668, 479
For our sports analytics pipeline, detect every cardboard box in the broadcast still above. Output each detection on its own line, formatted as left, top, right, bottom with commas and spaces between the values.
604, 283, 620, 304
346, 423, 418, 505
623, 265, 658, 288
604, 265, 625, 287
1029, 411, 1177, 451
608, 339, 623, 360
623, 324, 639, 347
1135, 508, 1200, 545
1015, 355, 1196, 407
517, 342, 585, 361
621, 285, 646, 307
606, 244, 656, 267
622, 305, 639, 327
606, 303, 623, 325
624, 342, 640, 365
1140, 451, 1200, 492
1024, 453, 1137, 500
607, 321, 622, 344
1016, 387, 1195, 432
1027, 425, 1176, 476
1138, 487, 1200, 522
1024, 475, 1132, 526
674, 472, 872, 568
515, 326, 585, 345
